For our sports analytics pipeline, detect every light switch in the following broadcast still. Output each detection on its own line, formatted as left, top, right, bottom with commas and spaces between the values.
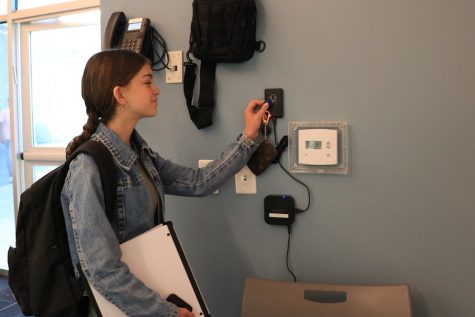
235, 165, 257, 194
166, 51, 183, 83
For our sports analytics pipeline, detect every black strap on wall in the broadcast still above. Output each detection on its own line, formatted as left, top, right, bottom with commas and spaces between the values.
183, 60, 217, 129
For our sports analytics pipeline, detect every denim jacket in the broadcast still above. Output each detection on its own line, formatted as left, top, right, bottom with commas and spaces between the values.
60, 123, 259, 317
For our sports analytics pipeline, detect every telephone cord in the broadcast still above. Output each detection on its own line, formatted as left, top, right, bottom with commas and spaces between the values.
149, 26, 171, 72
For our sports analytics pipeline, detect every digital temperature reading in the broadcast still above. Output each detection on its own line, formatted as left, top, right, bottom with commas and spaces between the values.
305, 141, 322, 150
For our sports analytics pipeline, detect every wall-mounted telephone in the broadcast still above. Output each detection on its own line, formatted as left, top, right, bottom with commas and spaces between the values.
103, 11, 154, 61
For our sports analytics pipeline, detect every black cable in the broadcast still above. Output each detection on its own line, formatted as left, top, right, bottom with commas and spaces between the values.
149, 26, 171, 72
272, 118, 311, 212
286, 224, 297, 282
271, 117, 312, 282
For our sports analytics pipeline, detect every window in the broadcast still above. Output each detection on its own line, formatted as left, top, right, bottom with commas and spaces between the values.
22, 12, 100, 149
1, 0, 100, 272
33, 165, 57, 181
20, 9, 101, 187
18, 0, 76, 10
0, 22, 13, 272
0, 3, 7, 15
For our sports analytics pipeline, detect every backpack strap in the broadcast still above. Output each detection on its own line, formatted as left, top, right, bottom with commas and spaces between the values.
68, 141, 117, 220
183, 60, 216, 129
68, 141, 117, 317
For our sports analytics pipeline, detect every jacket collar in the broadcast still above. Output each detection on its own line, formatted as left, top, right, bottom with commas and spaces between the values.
91, 123, 152, 170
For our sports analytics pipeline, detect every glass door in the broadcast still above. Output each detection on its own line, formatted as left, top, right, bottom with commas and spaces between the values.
0, 22, 14, 271
0, 2, 100, 271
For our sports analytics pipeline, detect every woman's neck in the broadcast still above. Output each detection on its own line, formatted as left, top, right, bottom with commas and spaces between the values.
106, 116, 138, 146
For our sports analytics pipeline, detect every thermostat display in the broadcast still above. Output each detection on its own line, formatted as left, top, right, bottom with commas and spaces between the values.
306, 141, 322, 149
298, 129, 338, 165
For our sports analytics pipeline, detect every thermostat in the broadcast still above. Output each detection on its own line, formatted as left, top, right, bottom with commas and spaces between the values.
298, 129, 338, 165
288, 121, 349, 175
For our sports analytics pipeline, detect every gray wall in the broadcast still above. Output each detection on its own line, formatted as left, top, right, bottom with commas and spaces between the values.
101, 1, 475, 316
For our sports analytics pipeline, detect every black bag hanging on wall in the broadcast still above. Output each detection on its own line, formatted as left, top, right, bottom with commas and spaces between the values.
184, 0, 266, 129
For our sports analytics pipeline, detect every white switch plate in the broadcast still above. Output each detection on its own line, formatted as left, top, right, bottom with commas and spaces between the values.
235, 165, 257, 194
166, 51, 183, 84
198, 160, 219, 194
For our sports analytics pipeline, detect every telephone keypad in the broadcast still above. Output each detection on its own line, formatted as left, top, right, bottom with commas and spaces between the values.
120, 36, 142, 53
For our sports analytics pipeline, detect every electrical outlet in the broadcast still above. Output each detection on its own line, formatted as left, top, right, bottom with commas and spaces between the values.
265, 88, 284, 118
166, 51, 183, 83
198, 160, 219, 194
235, 165, 257, 194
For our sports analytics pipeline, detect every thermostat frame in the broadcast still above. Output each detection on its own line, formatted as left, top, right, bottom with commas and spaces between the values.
288, 121, 349, 174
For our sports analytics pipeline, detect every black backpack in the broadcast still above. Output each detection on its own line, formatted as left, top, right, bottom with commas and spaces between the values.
7, 141, 117, 317
183, 0, 266, 129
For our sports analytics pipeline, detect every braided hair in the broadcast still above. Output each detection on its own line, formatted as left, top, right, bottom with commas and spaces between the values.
66, 50, 149, 158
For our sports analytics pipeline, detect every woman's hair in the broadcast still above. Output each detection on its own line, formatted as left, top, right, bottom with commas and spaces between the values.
66, 50, 149, 158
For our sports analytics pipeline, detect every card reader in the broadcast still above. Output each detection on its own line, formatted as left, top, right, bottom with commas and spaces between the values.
264, 195, 295, 226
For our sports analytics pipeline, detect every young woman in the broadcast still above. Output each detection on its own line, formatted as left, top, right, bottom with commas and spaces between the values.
61, 49, 269, 317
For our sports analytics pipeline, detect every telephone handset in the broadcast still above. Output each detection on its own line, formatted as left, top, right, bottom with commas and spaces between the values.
103, 11, 153, 60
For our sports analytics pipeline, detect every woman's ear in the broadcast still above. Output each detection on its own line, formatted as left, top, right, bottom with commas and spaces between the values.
113, 86, 126, 106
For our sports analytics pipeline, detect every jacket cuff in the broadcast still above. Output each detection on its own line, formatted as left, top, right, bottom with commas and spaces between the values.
240, 133, 259, 150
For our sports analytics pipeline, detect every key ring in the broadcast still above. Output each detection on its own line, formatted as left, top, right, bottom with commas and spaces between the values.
263, 111, 271, 125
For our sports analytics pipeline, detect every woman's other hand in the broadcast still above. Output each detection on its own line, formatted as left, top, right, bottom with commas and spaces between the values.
243, 99, 270, 141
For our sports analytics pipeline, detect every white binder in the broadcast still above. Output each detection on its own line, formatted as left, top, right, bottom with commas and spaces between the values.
86, 222, 210, 316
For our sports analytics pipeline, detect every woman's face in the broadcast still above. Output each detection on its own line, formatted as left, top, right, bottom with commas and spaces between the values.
120, 63, 160, 120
